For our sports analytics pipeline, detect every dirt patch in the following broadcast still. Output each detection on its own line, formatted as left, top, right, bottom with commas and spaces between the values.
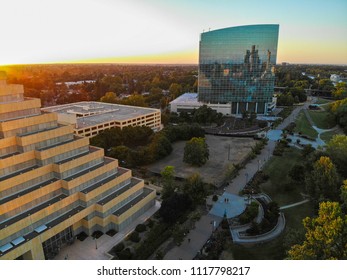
147, 135, 256, 186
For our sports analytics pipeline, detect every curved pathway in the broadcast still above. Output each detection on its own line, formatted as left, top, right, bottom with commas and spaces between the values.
279, 199, 310, 210
230, 213, 286, 245
165, 99, 315, 259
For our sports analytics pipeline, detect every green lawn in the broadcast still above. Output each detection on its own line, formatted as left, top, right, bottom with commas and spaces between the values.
282, 201, 315, 230
315, 98, 333, 105
307, 110, 336, 129
260, 147, 304, 206
320, 130, 338, 143
228, 202, 316, 260
225, 147, 317, 260
294, 111, 318, 139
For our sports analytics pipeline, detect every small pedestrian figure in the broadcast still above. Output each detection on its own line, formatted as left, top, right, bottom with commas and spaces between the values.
188, 238, 191, 243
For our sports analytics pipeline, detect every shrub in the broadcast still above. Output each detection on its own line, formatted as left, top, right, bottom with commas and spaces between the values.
112, 242, 125, 253
135, 224, 147, 233
117, 248, 133, 260
212, 194, 218, 202
129, 231, 141, 243
238, 202, 259, 224
146, 218, 154, 228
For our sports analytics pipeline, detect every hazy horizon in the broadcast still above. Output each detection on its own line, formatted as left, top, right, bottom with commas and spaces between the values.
1, 0, 347, 66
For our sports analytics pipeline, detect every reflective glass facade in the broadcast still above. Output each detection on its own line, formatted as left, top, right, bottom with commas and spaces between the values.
198, 24, 279, 114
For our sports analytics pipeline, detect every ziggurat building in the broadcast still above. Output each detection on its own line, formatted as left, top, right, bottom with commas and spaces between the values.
0, 72, 156, 260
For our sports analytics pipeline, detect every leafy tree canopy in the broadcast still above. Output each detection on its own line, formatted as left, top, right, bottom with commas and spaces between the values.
288, 201, 347, 260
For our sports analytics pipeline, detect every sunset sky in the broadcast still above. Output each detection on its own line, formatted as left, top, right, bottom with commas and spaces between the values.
1, 0, 346, 65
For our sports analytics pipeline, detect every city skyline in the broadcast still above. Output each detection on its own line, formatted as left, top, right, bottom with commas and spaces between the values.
1, 0, 347, 65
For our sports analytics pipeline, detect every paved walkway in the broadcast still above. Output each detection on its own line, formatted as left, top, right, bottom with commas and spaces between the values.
54, 201, 160, 260
279, 199, 310, 210
164, 99, 314, 260
230, 213, 286, 244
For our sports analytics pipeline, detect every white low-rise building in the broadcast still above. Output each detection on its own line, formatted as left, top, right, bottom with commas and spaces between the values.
170, 93, 276, 116
42, 101, 161, 137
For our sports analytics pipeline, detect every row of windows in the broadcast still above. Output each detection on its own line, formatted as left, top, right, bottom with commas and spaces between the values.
0, 188, 62, 223
81, 177, 131, 208
77, 119, 161, 137
0, 199, 79, 248
0, 159, 36, 178
2, 121, 57, 138
57, 157, 104, 180
67, 167, 117, 196
0, 93, 23, 103
39, 146, 89, 166
0, 108, 41, 123
20, 134, 74, 153
1, 172, 54, 199
84, 188, 142, 220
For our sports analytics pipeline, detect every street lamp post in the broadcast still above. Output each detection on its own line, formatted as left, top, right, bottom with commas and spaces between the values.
94, 237, 98, 249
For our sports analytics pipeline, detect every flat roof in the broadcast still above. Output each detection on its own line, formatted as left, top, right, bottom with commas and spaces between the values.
169, 93, 201, 105
42, 102, 160, 128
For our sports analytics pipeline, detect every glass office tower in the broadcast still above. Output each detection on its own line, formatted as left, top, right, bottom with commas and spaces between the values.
198, 24, 279, 114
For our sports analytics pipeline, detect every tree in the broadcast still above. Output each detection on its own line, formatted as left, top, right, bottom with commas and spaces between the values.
121, 94, 147, 107
289, 164, 305, 183
326, 135, 347, 177
305, 156, 341, 202
148, 133, 172, 161
301, 144, 315, 157
287, 201, 347, 260
183, 137, 209, 166
110, 145, 130, 164
159, 193, 192, 224
100, 91, 117, 103
182, 173, 208, 206
341, 180, 347, 213
332, 82, 347, 99
160, 166, 176, 199
169, 83, 182, 99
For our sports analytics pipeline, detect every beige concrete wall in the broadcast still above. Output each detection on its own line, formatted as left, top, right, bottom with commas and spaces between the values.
16, 125, 73, 147
0, 98, 41, 114
0, 181, 62, 214
53, 148, 105, 174
0, 113, 57, 133
61, 159, 118, 191
79, 169, 131, 202
0, 165, 53, 193
34, 137, 89, 161
0, 151, 35, 169
0, 84, 24, 96
95, 180, 144, 213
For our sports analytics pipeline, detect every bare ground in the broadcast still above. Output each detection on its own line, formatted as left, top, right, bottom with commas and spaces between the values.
146, 135, 256, 186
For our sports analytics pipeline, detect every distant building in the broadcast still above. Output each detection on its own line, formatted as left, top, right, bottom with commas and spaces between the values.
0, 73, 156, 260
170, 24, 279, 115
42, 102, 161, 138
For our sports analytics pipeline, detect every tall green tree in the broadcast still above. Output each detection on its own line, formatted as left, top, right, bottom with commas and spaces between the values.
287, 201, 347, 260
327, 135, 347, 176
305, 156, 341, 202
169, 83, 182, 99
182, 173, 208, 205
183, 137, 209, 166
160, 166, 176, 199
332, 82, 347, 99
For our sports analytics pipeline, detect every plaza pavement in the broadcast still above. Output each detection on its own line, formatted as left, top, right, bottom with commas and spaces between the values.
54, 201, 160, 260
